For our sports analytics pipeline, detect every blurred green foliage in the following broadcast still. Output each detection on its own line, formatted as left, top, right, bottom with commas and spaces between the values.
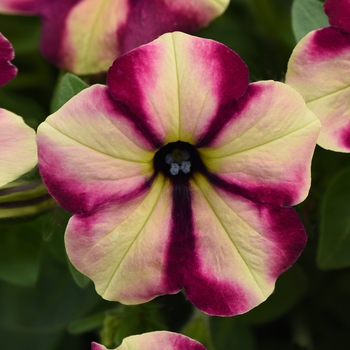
292, 0, 328, 41
318, 167, 350, 269
2, 0, 350, 349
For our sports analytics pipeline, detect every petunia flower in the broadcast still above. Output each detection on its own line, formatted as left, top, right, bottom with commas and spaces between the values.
0, 0, 229, 75
0, 33, 17, 87
286, 0, 350, 152
37, 32, 321, 316
91, 331, 206, 350
0, 33, 37, 187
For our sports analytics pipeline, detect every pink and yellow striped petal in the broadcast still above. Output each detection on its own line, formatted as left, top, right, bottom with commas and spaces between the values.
0, 0, 39, 14
184, 174, 306, 316
59, 0, 230, 74
286, 27, 350, 152
65, 175, 173, 304
0, 33, 17, 87
37, 84, 155, 214
199, 81, 321, 206
41, 0, 127, 74
107, 32, 249, 146
1, 0, 229, 74
324, 0, 350, 32
91, 331, 206, 350
65, 172, 306, 316
0, 109, 37, 187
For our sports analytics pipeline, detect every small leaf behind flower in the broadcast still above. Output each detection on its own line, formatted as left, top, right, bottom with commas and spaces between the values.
182, 309, 216, 350
0, 217, 43, 287
67, 312, 106, 335
237, 264, 308, 325
291, 0, 329, 42
50, 73, 89, 113
66, 255, 91, 288
210, 316, 255, 350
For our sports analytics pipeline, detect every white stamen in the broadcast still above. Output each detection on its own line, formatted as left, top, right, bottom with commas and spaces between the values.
165, 154, 174, 164
166, 149, 192, 175
170, 163, 180, 175
180, 161, 191, 174
182, 150, 190, 161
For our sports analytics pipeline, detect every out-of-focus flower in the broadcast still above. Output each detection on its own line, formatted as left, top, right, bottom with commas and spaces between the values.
0, 33, 17, 86
0, 0, 230, 75
91, 331, 206, 350
0, 181, 56, 219
0, 33, 37, 187
37, 32, 321, 316
286, 0, 350, 152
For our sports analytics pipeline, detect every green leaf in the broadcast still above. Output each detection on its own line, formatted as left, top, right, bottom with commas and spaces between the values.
182, 310, 215, 350
42, 207, 91, 288
100, 304, 166, 348
210, 317, 255, 350
237, 265, 308, 324
66, 256, 91, 289
0, 218, 43, 287
0, 328, 63, 350
68, 312, 105, 335
317, 167, 350, 269
291, 0, 329, 42
50, 73, 89, 113
42, 207, 71, 263
0, 249, 100, 333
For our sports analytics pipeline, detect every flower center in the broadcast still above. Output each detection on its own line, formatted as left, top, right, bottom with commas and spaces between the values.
153, 141, 204, 178
165, 148, 191, 175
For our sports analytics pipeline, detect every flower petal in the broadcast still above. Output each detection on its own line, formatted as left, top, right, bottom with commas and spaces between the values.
65, 175, 174, 303
108, 32, 248, 146
0, 109, 37, 187
0, 0, 39, 14
20, 0, 229, 74
39, 0, 126, 74
324, 0, 350, 32
0, 33, 17, 87
286, 27, 350, 152
66, 169, 305, 316
91, 331, 206, 350
116, 0, 229, 56
37, 84, 155, 214
199, 81, 321, 206
179, 173, 306, 316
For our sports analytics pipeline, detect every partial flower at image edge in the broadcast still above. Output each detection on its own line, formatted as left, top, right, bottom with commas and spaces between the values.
0, 33, 37, 188
286, 0, 350, 152
92, 331, 207, 350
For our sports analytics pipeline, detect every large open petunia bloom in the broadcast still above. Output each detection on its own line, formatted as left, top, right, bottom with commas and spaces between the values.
286, 0, 350, 152
91, 331, 206, 350
37, 32, 321, 316
0, 0, 229, 75
0, 33, 37, 187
